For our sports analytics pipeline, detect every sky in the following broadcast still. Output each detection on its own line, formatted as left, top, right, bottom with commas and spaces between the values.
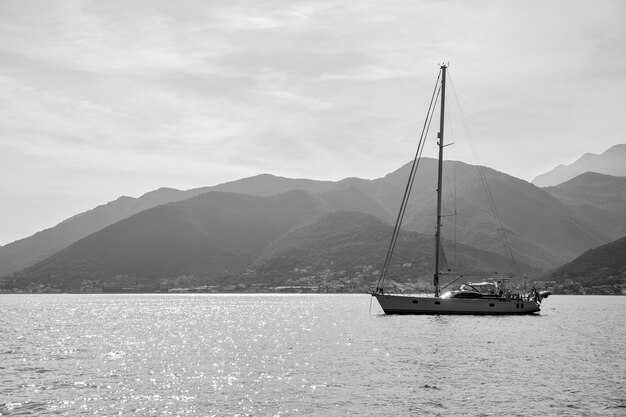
1, 0, 625, 245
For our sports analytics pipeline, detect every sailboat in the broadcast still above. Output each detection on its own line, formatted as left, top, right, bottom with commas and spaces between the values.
372, 64, 547, 315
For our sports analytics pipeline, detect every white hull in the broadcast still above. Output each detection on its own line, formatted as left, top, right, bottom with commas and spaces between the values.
373, 294, 540, 315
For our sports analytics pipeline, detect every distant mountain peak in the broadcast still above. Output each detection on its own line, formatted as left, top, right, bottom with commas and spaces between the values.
532, 143, 626, 187
606, 143, 626, 152
547, 171, 620, 188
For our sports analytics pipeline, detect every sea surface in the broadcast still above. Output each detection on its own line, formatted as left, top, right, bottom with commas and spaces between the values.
0, 294, 624, 416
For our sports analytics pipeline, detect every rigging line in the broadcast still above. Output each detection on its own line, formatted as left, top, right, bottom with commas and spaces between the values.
440, 273, 465, 291
461, 140, 515, 265
375, 70, 442, 291
480, 166, 517, 270
383, 87, 442, 277
440, 244, 450, 271
377, 129, 432, 288
447, 73, 519, 276
377, 85, 439, 289
400, 87, 440, 253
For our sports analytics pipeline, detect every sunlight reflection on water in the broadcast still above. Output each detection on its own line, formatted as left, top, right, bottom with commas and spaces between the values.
0, 294, 624, 416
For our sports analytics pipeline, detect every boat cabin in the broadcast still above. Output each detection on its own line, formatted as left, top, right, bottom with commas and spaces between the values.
440, 279, 510, 299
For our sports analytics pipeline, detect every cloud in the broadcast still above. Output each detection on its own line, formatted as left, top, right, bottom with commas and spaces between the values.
1, 0, 626, 243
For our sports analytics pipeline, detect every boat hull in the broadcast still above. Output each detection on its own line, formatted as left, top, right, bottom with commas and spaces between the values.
373, 294, 540, 315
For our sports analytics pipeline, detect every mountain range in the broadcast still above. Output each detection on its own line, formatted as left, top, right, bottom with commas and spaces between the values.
0, 176, 336, 277
543, 172, 626, 241
532, 144, 626, 187
253, 210, 542, 280
1, 144, 625, 292
10, 191, 324, 290
9, 195, 543, 292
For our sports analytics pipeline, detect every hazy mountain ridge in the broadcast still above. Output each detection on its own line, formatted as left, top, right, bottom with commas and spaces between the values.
8, 191, 326, 291
532, 143, 626, 187
208, 173, 336, 196
543, 173, 626, 240
385, 160, 607, 270
0, 175, 336, 276
0, 188, 203, 276
313, 186, 392, 222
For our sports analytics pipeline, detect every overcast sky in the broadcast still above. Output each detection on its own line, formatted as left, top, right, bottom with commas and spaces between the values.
1, 0, 625, 245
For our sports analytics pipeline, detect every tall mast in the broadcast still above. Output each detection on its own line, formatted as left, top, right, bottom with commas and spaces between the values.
434, 64, 447, 297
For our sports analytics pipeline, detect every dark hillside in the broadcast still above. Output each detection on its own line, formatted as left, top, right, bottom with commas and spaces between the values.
10, 191, 323, 291
542, 236, 626, 287
252, 210, 542, 284
0, 187, 198, 276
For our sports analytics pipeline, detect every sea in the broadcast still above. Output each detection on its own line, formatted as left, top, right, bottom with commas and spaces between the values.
0, 294, 624, 416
